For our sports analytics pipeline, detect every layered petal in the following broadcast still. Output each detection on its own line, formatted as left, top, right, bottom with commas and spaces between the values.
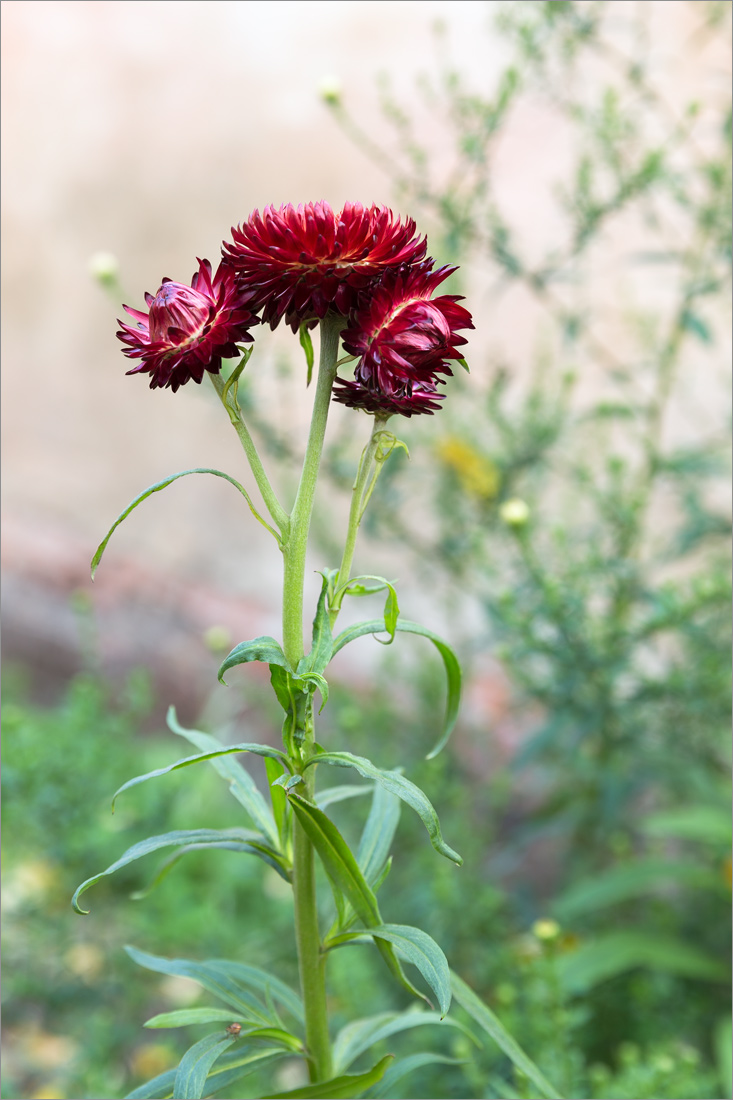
117, 259, 258, 392
333, 263, 474, 418
223, 201, 427, 331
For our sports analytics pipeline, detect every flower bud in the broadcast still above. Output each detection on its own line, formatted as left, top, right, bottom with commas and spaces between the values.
499, 498, 530, 527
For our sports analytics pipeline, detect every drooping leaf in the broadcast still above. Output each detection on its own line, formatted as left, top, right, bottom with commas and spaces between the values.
261, 1054, 393, 1099
311, 751, 462, 865
450, 971, 562, 1100
167, 708, 279, 846
338, 924, 451, 1018
111, 743, 291, 813
336, 575, 400, 644
173, 1033, 235, 1099
368, 1053, 465, 1098
331, 619, 461, 757
72, 828, 285, 914
218, 636, 292, 685
333, 1009, 474, 1074
125, 947, 273, 1025
287, 794, 427, 1005
124, 1068, 177, 1099
124, 1048, 285, 1099
91, 468, 280, 580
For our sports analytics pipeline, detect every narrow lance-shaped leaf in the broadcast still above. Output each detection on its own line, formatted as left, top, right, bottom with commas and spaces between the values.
450, 970, 563, 1100
218, 636, 292, 685
298, 573, 334, 677
335, 575, 400, 644
331, 619, 461, 757
130, 836, 290, 899
111, 742, 291, 813
72, 828, 284, 914
167, 708, 279, 848
287, 794, 430, 1007
370, 1054, 465, 1099
299, 322, 315, 385
261, 1054, 393, 1099
310, 751, 462, 865
91, 468, 280, 580
173, 1032, 235, 1099
332, 1008, 475, 1074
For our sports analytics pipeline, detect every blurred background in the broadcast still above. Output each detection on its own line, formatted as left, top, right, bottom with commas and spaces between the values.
2, 2, 731, 1099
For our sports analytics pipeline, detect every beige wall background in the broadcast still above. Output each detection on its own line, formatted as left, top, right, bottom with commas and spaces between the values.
2, 1, 728, 716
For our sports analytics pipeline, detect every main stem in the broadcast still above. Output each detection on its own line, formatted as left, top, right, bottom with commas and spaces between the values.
283, 313, 341, 1082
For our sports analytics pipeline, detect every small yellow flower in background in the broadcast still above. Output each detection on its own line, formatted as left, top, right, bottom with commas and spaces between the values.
30, 1083, 65, 1100
532, 918, 561, 942
436, 437, 500, 500
499, 498, 530, 527
2, 860, 60, 914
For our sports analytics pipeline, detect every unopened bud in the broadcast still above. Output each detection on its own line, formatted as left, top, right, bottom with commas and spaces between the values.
318, 75, 342, 106
499, 498, 530, 527
532, 918, 560, 941
88, 250, 120, 286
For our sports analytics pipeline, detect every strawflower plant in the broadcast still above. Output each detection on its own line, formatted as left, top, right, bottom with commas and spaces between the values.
74, 201, 560, 1100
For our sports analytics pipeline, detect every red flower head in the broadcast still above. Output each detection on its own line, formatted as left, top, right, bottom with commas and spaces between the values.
222, 201, 427, 332
117, 258, 258, 392
332, 263, 474, 418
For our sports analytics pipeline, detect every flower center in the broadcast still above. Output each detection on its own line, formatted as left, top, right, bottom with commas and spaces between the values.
149, 282, 210, 345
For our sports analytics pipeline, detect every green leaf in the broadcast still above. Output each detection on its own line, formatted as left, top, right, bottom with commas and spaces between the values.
145, 1007, 243, 1029
552, 859, 724, 920
315, 784, 373, 809
450, 971, 563, 1100
173, 1033, 234, 1099
557, 931, 727, 992
641, 805, 732, 845
369, 1053, 464, 1098
331, 619, 461, 758
72, 828, 283, 914
91, 468, 280, 580
336, 575, 400, 644
311, 751, 462, 865
299, 322, 315, 385
352, 925, 451, 1018
122, 946, 281, 1020
333, 1008, 473, 1073
124, 1049, 286, 1099
299, 573, 333, 676
457, 357, 470, 373
715, 1016, 732, 1100
167, 708, 279, 848
265, 756, 289, 844
218, 636, 292, 685
111, 743, 291, 814
357, 780, 401, 886
287, 794, 427, 1005
262, 1054, 393, 1099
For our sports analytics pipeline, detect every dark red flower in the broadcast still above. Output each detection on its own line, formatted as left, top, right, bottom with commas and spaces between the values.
117, 258, 257, 392
332, 376, 446, 417
332, 263, 473, 418
222, 201, 427, 331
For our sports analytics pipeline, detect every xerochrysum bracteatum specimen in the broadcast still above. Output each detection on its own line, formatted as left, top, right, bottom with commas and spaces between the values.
75, 201, 546, 1100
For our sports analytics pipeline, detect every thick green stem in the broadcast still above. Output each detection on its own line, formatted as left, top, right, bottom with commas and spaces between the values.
209, 371, 290, 535
281, 314, 342, 668
292, 765, 332, 1081
280, 313, 341, 1081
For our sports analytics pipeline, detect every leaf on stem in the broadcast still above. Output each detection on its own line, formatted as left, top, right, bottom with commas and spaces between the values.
335, 575, 400, 643
173, 1033, 235, 1099
332, 1008, 472, 1073
91, 468, 280, 579
261, 1054, 393, 1099
288, 793, 436, 1008
299, 322, 315, 385
167, 708, 279, 848
309, 751, 462, 865
331, 619, 461, 757
71, 828, 285, 914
